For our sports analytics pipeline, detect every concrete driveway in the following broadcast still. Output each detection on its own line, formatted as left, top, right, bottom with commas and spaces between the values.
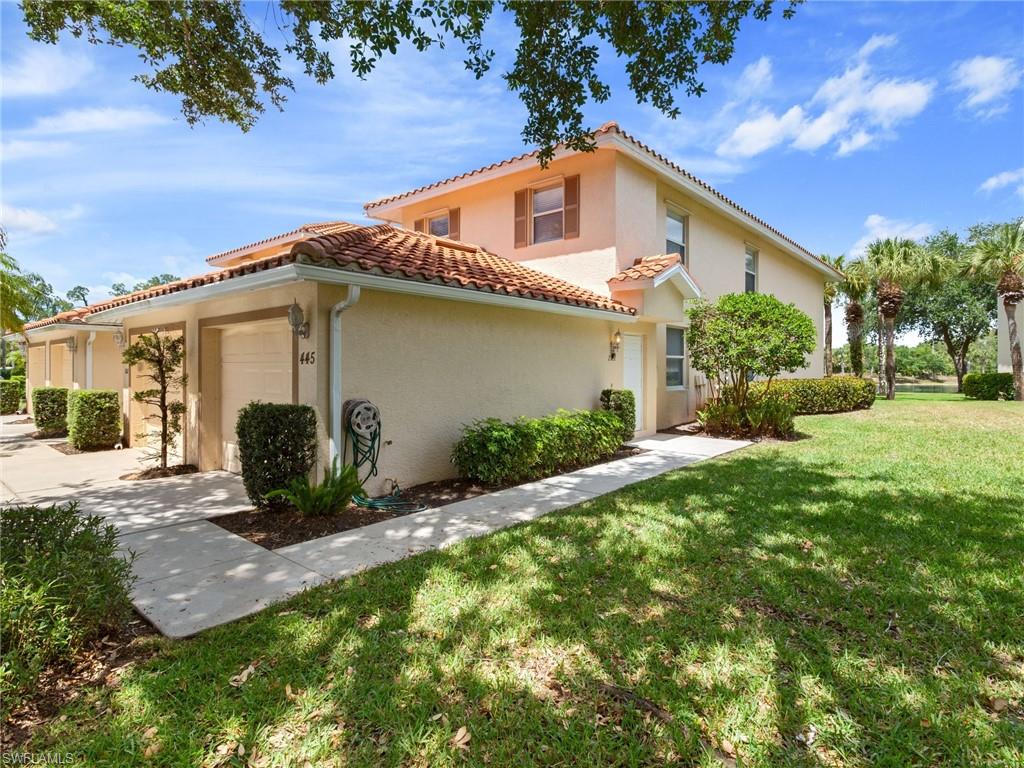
1, 415, 250, 533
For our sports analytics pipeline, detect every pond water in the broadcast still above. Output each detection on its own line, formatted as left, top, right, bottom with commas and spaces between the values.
893, 382, 959, 393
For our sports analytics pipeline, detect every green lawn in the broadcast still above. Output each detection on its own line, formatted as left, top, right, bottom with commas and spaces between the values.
29, 395, 1024, 766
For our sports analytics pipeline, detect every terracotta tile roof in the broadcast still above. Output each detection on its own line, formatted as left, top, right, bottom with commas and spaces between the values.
23, 224, 632, 330
609, 254, 683, 283
365, 121, 841, 277
205, 221, 360, 264
293, 225, 634, 314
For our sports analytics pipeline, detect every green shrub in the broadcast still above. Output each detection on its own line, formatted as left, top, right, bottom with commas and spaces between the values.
452, 409, 624, 485
266, 459, 364, 515
0, 379, 22, 414
600, 388, 636, 443
0, 503, 135, 712
751, 376, 876, 415
67, 389, 122, 450
32, 386, 69, 435
962, 372, 1015, 400
698, 398, 795, 438
236, 402, 318, 509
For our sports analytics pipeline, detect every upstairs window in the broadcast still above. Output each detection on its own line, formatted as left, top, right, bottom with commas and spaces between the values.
531, 183, 564, 243
428, 213, 449, 238
666, 209, 687, 263
666, 327, 686, 388
745, 245, 758, 293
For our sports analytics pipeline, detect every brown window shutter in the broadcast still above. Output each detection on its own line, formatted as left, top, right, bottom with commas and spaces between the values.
563, 175, 580, 239
514, 189, 528, 248
448, 208, 460, 240
413, 218, 425, 233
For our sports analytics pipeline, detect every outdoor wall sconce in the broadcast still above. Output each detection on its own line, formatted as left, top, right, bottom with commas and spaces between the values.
112, 330, 126, 350
288, 300, 310, 339
65, 337, 78, 353
609, 329, 622, 361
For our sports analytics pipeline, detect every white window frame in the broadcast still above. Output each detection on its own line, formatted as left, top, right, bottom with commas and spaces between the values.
745, 244, 759, 293
426, 211, 450, 238
666, 207, 688, 265
531, 182, 564, 244
665, 325, 686, 391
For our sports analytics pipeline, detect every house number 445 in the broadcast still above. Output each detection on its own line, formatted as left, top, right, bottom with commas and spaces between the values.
299, 351, 316, 365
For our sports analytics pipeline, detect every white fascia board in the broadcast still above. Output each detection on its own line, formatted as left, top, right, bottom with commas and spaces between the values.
84, 266, 305, 322
82, 262, 635, 324
6, 322, 123, 341
291, 263, 637, 322
652, 264, 702, 299
599, 133, 842, 281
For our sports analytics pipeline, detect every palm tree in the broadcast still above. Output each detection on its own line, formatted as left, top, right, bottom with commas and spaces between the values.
969, 221, 1024, 401
866, 237, 939, 399
0, 229, 40, 334
841, 260, 871, 377
821, 254, 845, 376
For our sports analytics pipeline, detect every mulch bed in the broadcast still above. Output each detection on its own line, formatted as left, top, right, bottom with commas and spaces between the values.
29, 430, 65, 440
8, 417, 33, 425
120, 464, 199, 481
49, 442, 123, 456
214, 447, 646, 550
0, 612, 160, 750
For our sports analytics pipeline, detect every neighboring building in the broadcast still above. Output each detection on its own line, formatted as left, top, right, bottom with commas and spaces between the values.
997, 300, 1023, 373
10, 122, 840, 492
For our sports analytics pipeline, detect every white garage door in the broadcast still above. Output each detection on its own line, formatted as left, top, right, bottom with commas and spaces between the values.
220, 321, 292, 473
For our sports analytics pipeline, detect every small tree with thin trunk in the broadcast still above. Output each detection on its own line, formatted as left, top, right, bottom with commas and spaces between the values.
969, 220, 1024, 401
122, 331, 187, 469
820, 253, 845, 376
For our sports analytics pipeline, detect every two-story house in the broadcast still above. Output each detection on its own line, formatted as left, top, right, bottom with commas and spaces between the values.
14, 122, 841, 492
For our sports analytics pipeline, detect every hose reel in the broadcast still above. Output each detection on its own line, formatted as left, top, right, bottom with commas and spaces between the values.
342, 399, 425, 513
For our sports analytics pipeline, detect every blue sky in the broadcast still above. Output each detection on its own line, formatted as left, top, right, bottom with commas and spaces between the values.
2, 0, 1022, 332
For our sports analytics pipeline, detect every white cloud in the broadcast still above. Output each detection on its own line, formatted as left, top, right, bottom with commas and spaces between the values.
979, 167, 1024, 199
849, 213, 934, 258
717, 35, 933, 159
0, 203, 85, 235
1, 47, 94, 97
0, 139, 74, 162
736, 57, 773, 96
951, 56, 1022, 117
31, 107, 168, 135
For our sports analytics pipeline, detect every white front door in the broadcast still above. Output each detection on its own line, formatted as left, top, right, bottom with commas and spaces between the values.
622, 334, 644, 432
220, 321, 292, 473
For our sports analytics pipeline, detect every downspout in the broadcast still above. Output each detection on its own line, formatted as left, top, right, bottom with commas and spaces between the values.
85, 332, 96, 389
329, 286, 362, 466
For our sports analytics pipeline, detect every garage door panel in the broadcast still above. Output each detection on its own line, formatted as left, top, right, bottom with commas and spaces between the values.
220, 322, 292, 473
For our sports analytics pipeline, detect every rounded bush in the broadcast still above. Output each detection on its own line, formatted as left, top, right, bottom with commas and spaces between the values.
235, 402, 318, 510
600, 388, 636, 442
67, 389, 122, 450
0, 379, 23, 414
31, 387, 69, 435
751, 376, 876, 415
962, 372, 1015, 400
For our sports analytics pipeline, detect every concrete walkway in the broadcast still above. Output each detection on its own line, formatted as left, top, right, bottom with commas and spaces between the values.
1, 415, 749, 638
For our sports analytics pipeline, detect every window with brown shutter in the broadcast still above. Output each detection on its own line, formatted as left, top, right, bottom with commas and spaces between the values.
448, 208, 460, 241
413, 218, 425, 233
514, 189, 528, 248
564, 175, 580, 239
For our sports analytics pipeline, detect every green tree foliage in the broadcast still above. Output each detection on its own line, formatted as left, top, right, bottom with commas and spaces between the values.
20, 0, 799, 163
898, 231, 996, 392
687, 292, 816, 415
968, 219, 1024, 401
24, 273, 73, 320
893, 343, 954, 380
109, 273, 180, 297
967, 331, 997, 374
121, 332, 187, 469
66, 285, 89, 306
0, 229, 44, 332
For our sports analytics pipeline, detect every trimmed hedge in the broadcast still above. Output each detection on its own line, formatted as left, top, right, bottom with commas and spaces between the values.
67, 389, 122, 450
600, 388, 636, 443
452, 409, 624, 486
751, 376, 876, 415
962, 372, 1015, 400
236, 402, 318, 510
0, 503, 134, 712
0, 379, 22, 414
32, 386, 69, 435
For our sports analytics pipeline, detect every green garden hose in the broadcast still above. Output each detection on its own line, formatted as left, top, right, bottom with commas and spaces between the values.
343, 400, 426, 513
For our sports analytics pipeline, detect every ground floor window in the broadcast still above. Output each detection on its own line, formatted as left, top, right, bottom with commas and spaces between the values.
666, 327, 685, 388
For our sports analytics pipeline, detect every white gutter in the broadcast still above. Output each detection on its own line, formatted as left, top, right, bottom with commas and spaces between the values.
329, 286, 361, 466
85, 332, 96, 388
